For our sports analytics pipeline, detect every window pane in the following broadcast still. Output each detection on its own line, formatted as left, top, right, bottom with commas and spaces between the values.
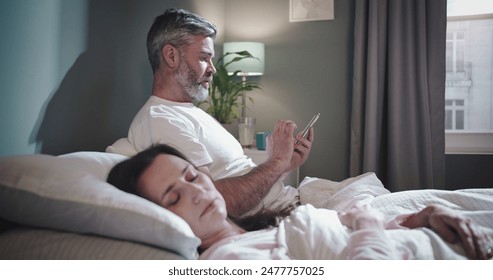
446, 0, 493, 132
446, 110, 453, 129
456, 39, 465, 72
456, 31, 464, 40
456, 110, 464, 129
446, 41, 453, 72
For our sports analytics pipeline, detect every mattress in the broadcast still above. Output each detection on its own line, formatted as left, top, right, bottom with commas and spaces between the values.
0, 226, 185, 260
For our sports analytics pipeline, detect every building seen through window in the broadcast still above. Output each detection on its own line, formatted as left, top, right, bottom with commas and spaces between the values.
446, 0, 493, 132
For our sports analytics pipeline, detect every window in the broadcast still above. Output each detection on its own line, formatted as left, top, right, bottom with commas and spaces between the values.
445, 0, 493, 154
445, 99, 465, 130
446, 31, 465, 73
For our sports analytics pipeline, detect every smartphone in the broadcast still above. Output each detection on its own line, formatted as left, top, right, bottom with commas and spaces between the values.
296, 113, 320, 143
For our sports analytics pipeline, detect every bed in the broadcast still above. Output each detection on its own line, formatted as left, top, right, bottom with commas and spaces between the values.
1, 151, 492, 260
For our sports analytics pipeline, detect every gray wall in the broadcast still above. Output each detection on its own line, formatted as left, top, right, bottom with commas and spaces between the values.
223, 0, 354, 181
0, 0, 88, 155
1, 0, 490, 187
0, 0, 354, 182
0, 0, 224, 155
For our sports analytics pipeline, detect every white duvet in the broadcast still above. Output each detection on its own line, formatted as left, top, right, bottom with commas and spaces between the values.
201, 173, 493, 259
285, 173, 493, 259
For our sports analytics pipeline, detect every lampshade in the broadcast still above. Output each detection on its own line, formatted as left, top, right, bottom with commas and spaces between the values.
223, 42, 265, 76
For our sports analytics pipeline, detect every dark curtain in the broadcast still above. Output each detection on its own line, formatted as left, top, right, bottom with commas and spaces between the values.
350, 0, 447, 191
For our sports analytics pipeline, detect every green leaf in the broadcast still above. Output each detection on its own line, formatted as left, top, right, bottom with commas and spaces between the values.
198, 50, 263, 123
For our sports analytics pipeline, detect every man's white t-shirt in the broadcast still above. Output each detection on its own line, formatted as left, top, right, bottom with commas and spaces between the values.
126, 96, 256, 180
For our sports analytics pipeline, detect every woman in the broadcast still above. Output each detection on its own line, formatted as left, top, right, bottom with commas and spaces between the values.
107, 144, 493, 260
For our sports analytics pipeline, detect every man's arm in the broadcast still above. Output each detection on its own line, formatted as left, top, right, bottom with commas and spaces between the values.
214, 158, 288, 217
216, 120, 310, 217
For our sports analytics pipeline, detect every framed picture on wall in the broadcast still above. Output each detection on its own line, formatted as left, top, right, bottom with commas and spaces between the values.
289, 0, 334, 22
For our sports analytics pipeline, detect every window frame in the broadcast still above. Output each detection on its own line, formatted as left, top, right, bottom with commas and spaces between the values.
445, 131, 493, 154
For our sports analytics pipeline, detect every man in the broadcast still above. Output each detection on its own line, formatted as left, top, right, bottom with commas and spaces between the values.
107, 8, 313, 218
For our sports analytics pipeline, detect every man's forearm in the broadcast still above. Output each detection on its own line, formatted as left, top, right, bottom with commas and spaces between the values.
214, 159, 285, 218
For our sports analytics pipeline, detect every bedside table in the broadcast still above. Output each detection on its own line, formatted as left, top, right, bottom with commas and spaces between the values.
243, 148, 300, 187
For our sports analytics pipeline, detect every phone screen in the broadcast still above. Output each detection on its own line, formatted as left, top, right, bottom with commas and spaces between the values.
296, 113, 320, 143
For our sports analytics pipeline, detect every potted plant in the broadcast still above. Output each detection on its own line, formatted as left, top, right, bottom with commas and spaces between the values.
199, 51, 262, 124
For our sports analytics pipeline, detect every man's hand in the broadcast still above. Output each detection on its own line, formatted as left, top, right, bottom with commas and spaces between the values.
265, 120, 296, 173
265, 120, 314, 174
401, 204, 493, 260
290, 127, 314, 171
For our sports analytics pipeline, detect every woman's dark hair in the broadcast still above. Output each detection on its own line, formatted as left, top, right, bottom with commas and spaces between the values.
107, 144, 295, 231
107, 144, 189, 196
231, 203, 298, 231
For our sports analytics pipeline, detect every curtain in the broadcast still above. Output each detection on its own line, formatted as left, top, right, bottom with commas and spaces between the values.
350, 0, 447, 191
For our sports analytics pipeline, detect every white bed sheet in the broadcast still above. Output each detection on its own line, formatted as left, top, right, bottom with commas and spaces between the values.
294, 173, 493, 259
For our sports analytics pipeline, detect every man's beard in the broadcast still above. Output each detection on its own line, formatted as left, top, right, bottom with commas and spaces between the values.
175, 59, 209, 102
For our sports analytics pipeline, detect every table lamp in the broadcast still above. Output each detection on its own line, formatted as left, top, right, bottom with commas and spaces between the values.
222, 42, 265, 119
222, 42, 265, 148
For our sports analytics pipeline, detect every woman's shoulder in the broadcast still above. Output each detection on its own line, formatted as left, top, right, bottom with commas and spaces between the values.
200, 228, 281, 260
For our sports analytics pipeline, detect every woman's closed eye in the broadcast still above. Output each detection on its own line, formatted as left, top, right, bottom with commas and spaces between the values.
163, 190, 179, 207
163, 167, 198, 207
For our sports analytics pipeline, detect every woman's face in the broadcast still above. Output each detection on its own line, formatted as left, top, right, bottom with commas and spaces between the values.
136, 154, 228, 240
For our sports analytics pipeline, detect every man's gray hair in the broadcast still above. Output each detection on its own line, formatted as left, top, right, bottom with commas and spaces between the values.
147, 8, 217, 73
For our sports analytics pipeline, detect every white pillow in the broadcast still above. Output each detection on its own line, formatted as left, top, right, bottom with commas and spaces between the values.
0, 151, 200, 259
105, 137, 138, 156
